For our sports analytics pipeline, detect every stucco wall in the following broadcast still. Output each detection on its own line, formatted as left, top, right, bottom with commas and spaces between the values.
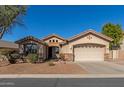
118, 50, 124, 61
120, 40, 124, 50
44, 37, 64, 43
61, 34, 110, 54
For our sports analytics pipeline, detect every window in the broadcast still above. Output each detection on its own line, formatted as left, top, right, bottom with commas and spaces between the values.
49, 40, 51, 42
24, 43, 38, 55
56, 40, 58, 42
53, 40, 55, 42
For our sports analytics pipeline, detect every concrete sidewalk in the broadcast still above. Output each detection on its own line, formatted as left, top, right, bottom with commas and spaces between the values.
0, 74, 124, 78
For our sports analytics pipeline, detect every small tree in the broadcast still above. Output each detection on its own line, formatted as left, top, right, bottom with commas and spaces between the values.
102, 23, 124, 49
0, 5, 27, 39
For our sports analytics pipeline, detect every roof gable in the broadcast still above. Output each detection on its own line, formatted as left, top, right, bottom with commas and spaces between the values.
15, 36, 43, 44
41, 34, 66, 41
68, 29, 113, 42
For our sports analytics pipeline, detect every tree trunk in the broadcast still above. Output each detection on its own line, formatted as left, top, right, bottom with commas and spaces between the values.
0, 28, 5, 40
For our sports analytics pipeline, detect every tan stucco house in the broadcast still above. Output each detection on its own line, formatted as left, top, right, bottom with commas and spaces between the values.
60, 29, 113, 62
14, 29, 113, 62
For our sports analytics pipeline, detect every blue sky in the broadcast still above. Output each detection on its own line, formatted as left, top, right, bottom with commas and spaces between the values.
2, 5, 124, 41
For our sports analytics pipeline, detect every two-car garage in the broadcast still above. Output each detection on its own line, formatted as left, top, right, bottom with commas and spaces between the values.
74, 44, 105, 62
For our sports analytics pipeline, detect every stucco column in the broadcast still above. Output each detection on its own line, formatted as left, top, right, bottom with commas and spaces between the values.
38, 45, 43, 60
112, 50, 119, 60
19, 45, 24, 54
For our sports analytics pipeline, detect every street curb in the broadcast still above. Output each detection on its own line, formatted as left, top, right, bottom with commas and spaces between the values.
0, 74, 124, 78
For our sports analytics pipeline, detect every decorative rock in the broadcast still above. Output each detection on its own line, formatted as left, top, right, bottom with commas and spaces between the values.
15, 59, 24, 64
24, 59, 30, 63
0, 55, 10, 67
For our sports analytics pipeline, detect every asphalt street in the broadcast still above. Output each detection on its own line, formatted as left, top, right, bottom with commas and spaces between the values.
0, 78, 124, 87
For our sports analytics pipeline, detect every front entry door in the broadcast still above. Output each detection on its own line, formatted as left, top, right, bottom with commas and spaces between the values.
48, 47, 52, 59
48, 46, 59, 59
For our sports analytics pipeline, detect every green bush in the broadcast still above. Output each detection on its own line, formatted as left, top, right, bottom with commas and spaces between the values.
26, 54, 38, 63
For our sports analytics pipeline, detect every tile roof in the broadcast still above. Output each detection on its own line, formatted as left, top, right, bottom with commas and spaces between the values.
41, 34, 66, 41
0, 40, 19, 49
68, 29, 113, 42
15, 36, 44, 44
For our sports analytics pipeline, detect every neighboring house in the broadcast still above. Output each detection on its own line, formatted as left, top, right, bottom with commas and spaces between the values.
0, 40, 18, 49
14, 29, 113, 62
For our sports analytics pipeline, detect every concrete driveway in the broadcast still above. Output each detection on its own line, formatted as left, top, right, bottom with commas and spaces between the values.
77, 62, 124, 74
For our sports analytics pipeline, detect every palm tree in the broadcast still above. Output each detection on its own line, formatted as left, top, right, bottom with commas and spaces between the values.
0, 5, 27, 39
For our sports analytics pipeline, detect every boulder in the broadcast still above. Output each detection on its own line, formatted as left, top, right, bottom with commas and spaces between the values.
0, 55, 10, 67
15, 59, 24, 64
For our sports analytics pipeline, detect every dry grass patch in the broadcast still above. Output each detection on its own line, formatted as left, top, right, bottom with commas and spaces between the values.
0, 62, 87, 74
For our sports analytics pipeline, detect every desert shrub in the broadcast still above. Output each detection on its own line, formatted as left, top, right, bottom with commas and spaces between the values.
8, 59, 16, 64
8, 52, 20, 64
0, 50, 19, 64
9, 53, 20, 59
0, 49, 17, 55
48, 62, 55, 66
25, 53, 38, 63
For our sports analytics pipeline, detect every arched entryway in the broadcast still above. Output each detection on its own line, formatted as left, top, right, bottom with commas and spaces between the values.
73, 43, 105, 62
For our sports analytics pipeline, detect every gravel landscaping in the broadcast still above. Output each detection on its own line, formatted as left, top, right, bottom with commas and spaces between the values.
0, 62, 87, 74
